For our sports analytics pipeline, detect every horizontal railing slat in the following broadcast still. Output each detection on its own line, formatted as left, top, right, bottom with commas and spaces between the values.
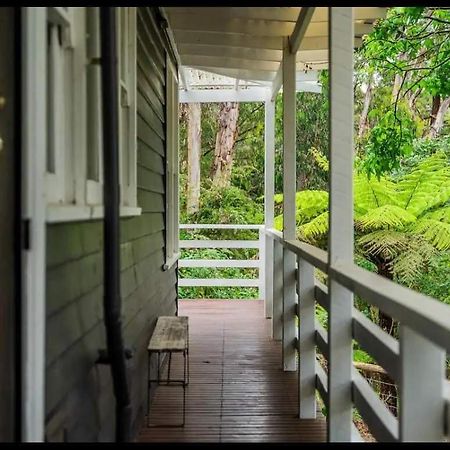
315, 320, 329, 361
314, 280, 329, 312
315, 361, 328, 407
284, 239, 328, 273
180, 223, 262, 230
330, 261, 450, 353
352, 369, 399, 442
179, 259, 260, 268
352, 309, 400, 381
180, 239, 259, 249
178, 278, 259, 287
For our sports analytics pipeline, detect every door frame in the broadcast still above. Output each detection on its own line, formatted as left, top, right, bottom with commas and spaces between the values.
21, 7, 47, 442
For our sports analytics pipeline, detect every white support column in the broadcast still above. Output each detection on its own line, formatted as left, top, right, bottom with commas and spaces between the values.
22, 7, 47, 441
298, 257, 316, 419
327, 7, 354, 442
282, 38, 297, 372
272, 239, 283, 341
264, 100, 275, 319
399, 326, 446, 441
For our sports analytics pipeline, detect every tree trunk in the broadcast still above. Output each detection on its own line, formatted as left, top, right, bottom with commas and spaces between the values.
210, 102, 239, 188
186, 102, 201, 214
427, 96, 450, 139
375, 260, 398, 415
358, 77, 373, 138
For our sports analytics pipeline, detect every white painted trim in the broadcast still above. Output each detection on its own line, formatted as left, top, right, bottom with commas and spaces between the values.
178, 278, 259, 288
179, 87, 270, 103
180, 239, 259, 249
46, 205, 142, 223
289, 7, 316, 54
180, 223, 262, 230
163, 251, 180, 271
21, 7, 47, 442
179, 259, 260, 268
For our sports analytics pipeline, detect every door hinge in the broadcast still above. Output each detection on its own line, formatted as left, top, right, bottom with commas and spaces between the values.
22, 219, 31, 250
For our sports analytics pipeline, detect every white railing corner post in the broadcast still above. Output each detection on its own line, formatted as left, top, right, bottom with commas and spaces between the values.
282, 36, 297, 372
399, 325, 446, 442
298, 256, 316, 418
327, 7, 354, 442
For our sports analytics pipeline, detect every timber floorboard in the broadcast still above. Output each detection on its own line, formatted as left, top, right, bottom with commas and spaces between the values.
137, 299, 327, 443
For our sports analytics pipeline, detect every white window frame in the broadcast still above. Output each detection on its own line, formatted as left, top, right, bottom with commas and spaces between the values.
164, 55, 180, 270
117, 7, 138, 210
45, 7, 142, 223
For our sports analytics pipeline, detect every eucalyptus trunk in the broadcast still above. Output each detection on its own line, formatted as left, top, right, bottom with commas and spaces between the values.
211, 102, 239, 188
358, 78, 373, 139
187, 102, 201, 214
427, 96, 450, 139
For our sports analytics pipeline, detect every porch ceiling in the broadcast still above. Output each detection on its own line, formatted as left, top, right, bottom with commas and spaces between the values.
164, 7, 387, 92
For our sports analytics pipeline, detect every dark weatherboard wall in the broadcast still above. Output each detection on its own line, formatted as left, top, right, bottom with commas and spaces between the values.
44, 7, 177, 441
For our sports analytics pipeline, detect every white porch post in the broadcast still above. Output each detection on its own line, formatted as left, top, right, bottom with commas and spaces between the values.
282, 38, 297, 371
22, 7, 47, 441
327, 7, 354, 441
264, 99, 275, 320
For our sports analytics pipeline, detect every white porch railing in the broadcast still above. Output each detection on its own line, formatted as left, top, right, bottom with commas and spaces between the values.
178, 224, 265, 299
266, 227, 450, 443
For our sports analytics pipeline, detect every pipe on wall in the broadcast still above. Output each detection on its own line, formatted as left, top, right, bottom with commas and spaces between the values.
99, 7, 132, 442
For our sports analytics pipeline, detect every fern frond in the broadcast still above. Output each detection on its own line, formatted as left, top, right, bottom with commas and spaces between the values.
356, 205, 416, 231
295, 191, 328, 224
299, 211, 329, 241
396, 152, 450, 216
421, 205, 450, 224
410, 218, 450, 250
357, 230, 410, 260
354, 172, 398, 215
390, 237, 437, 286
274, 214, 283, 232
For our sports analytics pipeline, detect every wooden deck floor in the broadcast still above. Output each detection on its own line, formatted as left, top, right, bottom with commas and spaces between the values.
137, 300, 327, 443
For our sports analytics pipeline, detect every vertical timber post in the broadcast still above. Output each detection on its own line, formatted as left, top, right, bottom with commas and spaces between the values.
258, 226, 266, 302
264, 99, 275, 320
272, 239, 283, 342
298, 257, 316, 418
282, 37, 297, 372
399, 326, 445, 441
327, 7, 354, 442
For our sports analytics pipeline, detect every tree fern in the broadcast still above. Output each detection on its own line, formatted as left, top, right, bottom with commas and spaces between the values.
357, 230, 410, 261
354, 172, 398, 215
356, 205, 416, 231
396, 152, 450, 216
410, 219, 450, 250
299, 211, 329, 241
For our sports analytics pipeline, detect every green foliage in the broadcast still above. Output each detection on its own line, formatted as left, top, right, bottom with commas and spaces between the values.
362, 106, 416, 177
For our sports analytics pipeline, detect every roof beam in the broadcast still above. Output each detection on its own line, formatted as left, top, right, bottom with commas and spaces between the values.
289, 7, 316, 54
179, 87, 270, 103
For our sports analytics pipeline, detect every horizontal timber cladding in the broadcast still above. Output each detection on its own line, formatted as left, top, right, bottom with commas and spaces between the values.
44, 7, 178, 442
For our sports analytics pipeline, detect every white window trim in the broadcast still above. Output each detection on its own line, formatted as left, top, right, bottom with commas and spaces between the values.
44, 7, 142, 223
164, 54, 180, 270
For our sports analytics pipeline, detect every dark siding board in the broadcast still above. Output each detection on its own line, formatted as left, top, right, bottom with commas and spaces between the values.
137, 190, 164, 213
136, 43, 165, 104
137, 91, 165, 140
121, 213, 165, 243
137, 144, 164, 174
137, 117, 164, 157
121, 265, 138, 302
137, 8, 166, 70
137, 166, 165, 194
46, 323, 106, 416
46, 285, 103, 367
137, 66, 165, 121
131, 231, 164, 264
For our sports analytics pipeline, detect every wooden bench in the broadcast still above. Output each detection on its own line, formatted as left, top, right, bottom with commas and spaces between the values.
146, 316, 189, 427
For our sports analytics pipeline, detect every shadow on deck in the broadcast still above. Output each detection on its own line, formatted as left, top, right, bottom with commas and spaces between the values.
137, 300, 327, 443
